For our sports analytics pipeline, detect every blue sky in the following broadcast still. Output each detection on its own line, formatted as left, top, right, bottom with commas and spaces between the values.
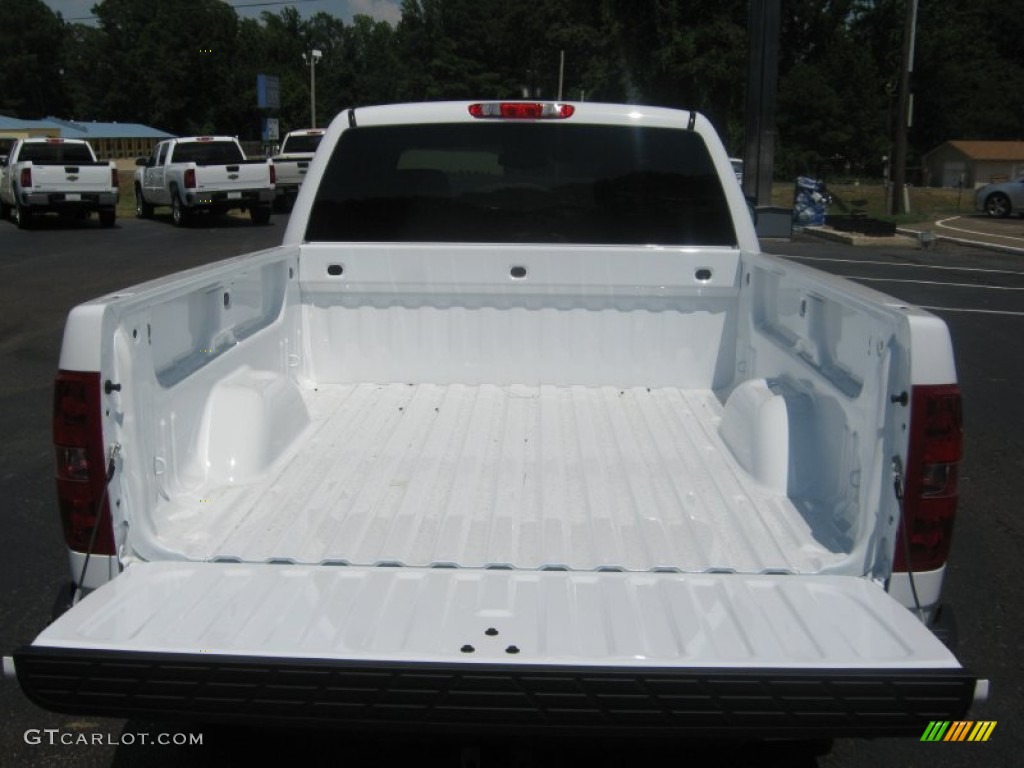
42, 0, 402, 26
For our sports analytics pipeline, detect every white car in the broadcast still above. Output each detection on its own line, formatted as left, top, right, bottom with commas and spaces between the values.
975, 176, 1024, 218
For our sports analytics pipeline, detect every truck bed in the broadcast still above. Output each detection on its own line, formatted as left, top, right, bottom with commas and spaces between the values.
149, 381, 845, 574
22, 102, 976, 738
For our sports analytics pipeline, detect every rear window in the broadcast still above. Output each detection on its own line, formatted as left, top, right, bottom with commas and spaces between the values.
281, 134, 323, 154
171, 141, 244, 165
306, 123, 736, 245
18, 142, 95, 164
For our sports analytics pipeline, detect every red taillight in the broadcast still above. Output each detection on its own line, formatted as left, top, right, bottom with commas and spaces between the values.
893, 384, 963, 573
184, 168, 196, 189
54, 371, 114, 555
20, 167, 32, 188
269, 163, 276, 185
468, 102, 575, 120
111, 168, 119, 188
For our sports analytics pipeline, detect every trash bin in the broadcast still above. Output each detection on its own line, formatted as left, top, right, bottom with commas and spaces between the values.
793, 176, 829, 227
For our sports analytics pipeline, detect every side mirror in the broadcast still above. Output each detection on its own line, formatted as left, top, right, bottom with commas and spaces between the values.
135, 157, 148, 167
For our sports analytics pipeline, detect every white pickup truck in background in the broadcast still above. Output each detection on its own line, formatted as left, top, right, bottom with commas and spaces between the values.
269, 128, 324, 211
0, 137, 118, 229
8, 101, 983, 747
134, 136, 275, 225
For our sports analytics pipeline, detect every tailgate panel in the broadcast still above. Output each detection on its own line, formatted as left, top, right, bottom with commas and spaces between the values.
31, 166, 112, 193
197, 164, 267, 191
16, 562, 974, 735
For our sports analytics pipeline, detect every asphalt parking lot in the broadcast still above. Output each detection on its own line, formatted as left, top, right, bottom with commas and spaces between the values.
1, 213, 1021, 766
764, 236, 1024, 767
909, 212, 1024, 253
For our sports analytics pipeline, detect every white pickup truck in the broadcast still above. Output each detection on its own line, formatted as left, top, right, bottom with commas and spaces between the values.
0, 137, 118, 229
134, 136, 275, 226
269, 128, 324, 211
8, 102, 982, 745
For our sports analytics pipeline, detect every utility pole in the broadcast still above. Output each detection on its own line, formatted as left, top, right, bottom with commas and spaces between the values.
743, 0, 780, 208
891, 0, 919, 214
302, 49, 322, 128
557, 50, 565, 102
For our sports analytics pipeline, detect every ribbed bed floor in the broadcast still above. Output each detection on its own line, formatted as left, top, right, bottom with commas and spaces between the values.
152, 383, 843, 574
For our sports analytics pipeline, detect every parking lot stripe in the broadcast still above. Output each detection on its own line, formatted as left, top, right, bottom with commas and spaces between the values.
838, 276, 1024, 291
936, 216, 1024, 246
786, 255, 1024, 277
917, 306, 1024, 317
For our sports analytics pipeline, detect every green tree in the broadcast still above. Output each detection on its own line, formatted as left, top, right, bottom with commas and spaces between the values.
340, 15, 401, 107
90, 0, 241, 135
6, 0, 1017, 178
0, 0, 68, 117
911, 0, 1024, 150
775, 3, 890, 178
393, 0, 484, 100
304, 11, 351, 126
62, 23, 108, 121
605, 0, 748, 143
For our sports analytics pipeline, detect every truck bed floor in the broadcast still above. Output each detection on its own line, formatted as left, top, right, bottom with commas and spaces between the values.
152, 383, 844, 573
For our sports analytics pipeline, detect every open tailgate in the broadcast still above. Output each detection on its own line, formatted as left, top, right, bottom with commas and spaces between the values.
15, 562, 975, 738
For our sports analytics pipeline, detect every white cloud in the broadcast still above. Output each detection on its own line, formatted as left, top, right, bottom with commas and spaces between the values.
43, 0, 96, 22
348, 0, 402, 24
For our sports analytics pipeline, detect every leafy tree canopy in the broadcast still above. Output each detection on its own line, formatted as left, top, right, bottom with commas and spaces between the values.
1, 0, 1019, 178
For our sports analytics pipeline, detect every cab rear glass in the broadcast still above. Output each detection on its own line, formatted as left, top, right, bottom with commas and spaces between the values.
306, 123, 736, 246
18, 143, 95, 164
281, 135, 323, 154
170, 141, 244, 165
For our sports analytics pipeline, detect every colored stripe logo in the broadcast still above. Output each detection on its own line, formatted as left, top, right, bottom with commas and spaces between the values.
921, 721, 996, 742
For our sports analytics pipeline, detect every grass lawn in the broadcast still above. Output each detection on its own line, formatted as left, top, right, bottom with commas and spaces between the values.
770, 182, 973, 225
115, 171, 137, 217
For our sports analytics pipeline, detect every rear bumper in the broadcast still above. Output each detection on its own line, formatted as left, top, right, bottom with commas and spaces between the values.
24, 191, 117, 209
186, 188, 273, 208
14, 647, 975, 738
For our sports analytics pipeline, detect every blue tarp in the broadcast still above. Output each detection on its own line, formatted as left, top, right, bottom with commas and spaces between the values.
793, 176, 829, 227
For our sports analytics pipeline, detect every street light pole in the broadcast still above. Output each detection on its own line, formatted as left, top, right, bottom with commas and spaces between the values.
302, 49, 322, 128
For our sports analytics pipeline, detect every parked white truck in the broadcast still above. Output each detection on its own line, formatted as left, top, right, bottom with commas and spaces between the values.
0, 137, 118, 229
134, 136, 275, 225
269, 128, 325, 211
8, 102, 983, 745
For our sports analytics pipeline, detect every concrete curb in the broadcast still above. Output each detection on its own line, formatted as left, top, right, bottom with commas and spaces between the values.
796, 226, 922, 248
895, 227, 1024, 256
795, 224, 1024, 256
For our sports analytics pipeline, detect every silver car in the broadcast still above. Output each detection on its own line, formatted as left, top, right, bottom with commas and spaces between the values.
975, 177, 1024, 218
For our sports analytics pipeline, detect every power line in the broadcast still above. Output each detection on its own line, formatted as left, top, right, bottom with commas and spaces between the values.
229, 0, 321, 8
